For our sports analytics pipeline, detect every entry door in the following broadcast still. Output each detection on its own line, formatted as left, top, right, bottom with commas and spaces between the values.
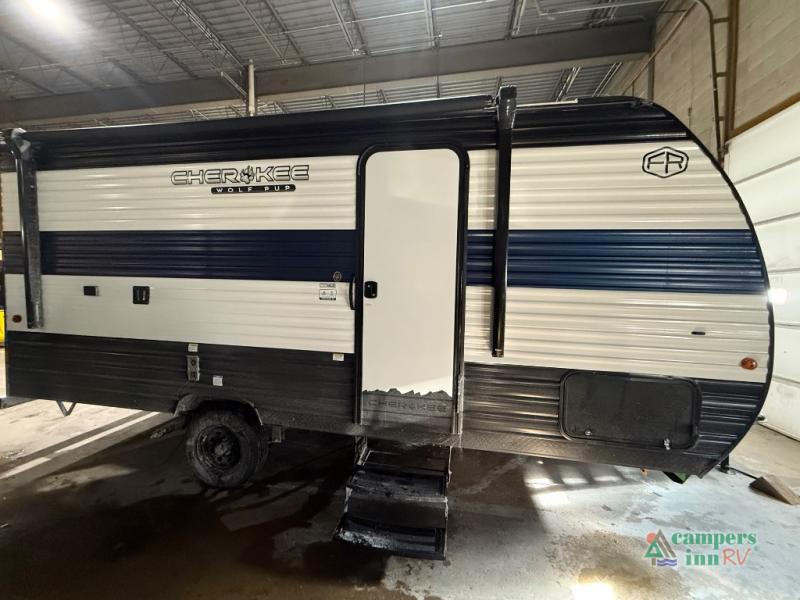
360, 148, 462, 432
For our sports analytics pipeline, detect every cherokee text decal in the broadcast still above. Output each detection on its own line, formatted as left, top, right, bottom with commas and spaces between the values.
170, 164, 309, 194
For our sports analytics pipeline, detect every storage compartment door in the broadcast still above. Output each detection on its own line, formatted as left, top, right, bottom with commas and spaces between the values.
360, 148, 462, 432
561, 372, 700, 450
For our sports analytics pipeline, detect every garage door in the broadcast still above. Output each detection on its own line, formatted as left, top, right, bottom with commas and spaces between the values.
728, 102, 800, 440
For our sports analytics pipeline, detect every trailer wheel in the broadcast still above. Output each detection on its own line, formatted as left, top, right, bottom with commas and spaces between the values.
185, 408, 269, 488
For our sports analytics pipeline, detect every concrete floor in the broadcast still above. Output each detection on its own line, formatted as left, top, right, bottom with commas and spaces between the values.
0, 396, 799, 600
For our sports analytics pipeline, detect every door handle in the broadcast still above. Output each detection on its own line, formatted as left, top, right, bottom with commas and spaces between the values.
364, 281, 378, 299
348, 276, 356, 310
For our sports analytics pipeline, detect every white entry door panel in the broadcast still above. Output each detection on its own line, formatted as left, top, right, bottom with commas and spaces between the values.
360, 148, 462, 431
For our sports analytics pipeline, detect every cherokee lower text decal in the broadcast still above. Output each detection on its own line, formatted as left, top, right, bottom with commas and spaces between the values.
211, 184, 295, 194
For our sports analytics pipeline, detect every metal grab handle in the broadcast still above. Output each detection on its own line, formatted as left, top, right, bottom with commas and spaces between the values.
348, 276, 356, 310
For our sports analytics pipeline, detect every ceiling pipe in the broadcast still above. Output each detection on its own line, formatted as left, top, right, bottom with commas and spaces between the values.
247, 60, 256, 117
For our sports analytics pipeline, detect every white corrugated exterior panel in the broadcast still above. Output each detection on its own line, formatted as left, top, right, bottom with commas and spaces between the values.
466, 142, 770, 384
728, 102, 800, 440
1, 155, 358, 355
464, 287, 769, 383
4, 275, 354, 354
1, 143, 770, 386
468, 142, 748, 230
1, 155, 357, 232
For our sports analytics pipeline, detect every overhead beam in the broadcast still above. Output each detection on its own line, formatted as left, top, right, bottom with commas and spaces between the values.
260, 0, 306, 64
142, 0, 239, 74
0, 70, 54, 96
262, 21, 650, 95
0, 23, 652, 123
171, 0, 245, 68
507, 0, 527, 38
98, 0, 198, 78
235, 0, 289, 64
329, 0, 358, 53
0, 28, 99, 91
341, 0, 369, 54
423, 0, 437, 47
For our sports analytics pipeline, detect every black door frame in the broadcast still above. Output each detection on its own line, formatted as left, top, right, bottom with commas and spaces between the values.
353, 142, 470, 435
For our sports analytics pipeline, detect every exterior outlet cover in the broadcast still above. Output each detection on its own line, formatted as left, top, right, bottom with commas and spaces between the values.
212, 375, 223, 387
186, 355, 200, 382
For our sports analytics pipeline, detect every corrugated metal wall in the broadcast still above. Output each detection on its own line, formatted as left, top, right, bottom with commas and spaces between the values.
728, 101, 800, 440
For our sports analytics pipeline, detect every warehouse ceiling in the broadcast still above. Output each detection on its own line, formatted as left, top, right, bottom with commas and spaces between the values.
0, 0, 664, 128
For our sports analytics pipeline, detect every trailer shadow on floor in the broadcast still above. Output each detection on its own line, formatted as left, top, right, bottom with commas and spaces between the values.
4, 425, 796, 600
0, 423, 579, 600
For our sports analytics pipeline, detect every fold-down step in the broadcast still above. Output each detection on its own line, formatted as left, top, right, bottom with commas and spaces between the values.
334, 441, 451, 559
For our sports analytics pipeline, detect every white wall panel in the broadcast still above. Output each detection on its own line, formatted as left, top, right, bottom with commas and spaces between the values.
3, 155, 357, 232
729, 99, 800, 439
5, 274, 353, 354
727, 101, 800, 182
1, 172, 19, 231
758, 380, 800, 441
769, 272, 800, 327
735, 158, 800, 224
467, 149, 496, 229
755, 215, 800, 273
773, 326, 800, 386
465, 286, 770, 383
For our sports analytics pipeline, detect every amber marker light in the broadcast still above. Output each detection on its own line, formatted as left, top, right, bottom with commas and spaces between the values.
740, 357, 758, 370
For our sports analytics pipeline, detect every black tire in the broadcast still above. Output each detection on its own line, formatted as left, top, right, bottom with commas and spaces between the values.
185, 408, 269, 488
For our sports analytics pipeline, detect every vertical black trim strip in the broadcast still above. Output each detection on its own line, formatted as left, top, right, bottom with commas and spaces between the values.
452, 148, 470, 435
491, 87, 517, 358
354, 152, 367, 425
8, 129, 44, 328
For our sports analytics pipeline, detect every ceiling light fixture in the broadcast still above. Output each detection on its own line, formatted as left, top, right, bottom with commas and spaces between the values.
22, 0, 81, 34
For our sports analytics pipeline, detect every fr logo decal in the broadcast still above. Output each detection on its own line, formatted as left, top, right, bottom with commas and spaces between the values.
642, 147, 689, 178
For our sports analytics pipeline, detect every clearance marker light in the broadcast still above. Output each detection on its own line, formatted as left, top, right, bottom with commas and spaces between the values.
740, 357, 758, 370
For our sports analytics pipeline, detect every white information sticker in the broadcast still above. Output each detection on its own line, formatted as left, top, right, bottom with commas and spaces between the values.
319, 282, 337, 301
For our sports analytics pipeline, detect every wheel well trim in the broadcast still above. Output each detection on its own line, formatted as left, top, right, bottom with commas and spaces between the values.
174, 394, 264, 426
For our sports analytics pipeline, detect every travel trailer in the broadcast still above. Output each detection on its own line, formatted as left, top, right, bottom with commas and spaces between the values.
0, 87, 773, 557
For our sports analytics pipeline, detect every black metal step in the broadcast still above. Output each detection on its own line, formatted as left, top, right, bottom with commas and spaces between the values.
334, 441, 451, 559
347, 469, 448, 530
335, 515, 446, 560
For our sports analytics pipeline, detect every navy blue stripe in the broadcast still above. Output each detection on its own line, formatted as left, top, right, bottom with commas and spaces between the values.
467, 229, 766, 294
3, 228, 765, 293
4, 230, 355, 282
